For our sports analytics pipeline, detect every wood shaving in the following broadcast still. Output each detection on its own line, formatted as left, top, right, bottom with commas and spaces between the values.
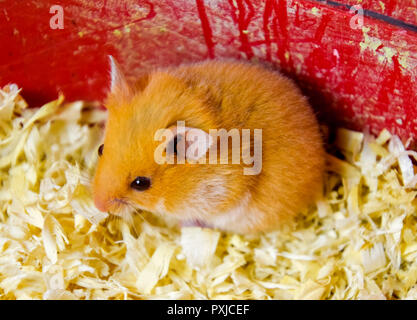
1, 85, 416, 300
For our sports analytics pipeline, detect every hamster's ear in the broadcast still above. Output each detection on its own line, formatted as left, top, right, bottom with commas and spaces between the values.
107, 55, 133, 102
166, 125, 213, 162
184, 128, 213, 161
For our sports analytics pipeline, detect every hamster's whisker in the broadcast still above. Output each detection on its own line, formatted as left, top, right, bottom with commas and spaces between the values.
126, 201, 148, 222
108, 198, 140, 235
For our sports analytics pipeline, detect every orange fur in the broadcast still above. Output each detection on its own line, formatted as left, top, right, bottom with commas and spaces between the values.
93, 59, 325, 234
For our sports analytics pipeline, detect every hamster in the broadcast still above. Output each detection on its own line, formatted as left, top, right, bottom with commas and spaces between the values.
92, 57, 325, 234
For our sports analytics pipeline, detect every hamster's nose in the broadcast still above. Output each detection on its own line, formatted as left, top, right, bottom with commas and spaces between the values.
94, 195, 111, 212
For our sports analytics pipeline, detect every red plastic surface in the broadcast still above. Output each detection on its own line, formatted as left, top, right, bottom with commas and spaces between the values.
0, 0, 416, 141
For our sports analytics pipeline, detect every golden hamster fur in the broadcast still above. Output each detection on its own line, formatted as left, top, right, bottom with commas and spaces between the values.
93, 57, 325, 234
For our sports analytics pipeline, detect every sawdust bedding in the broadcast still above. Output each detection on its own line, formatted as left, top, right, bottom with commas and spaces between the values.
1, 84, 417, 300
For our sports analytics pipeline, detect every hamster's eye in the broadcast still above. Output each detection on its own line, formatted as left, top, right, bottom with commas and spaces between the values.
130, 176, 151, 191
98, 144, 104, 156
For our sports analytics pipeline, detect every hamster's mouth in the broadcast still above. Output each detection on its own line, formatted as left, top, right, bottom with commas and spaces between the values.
110, 198, 129, 207
107, 198, 137, 216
